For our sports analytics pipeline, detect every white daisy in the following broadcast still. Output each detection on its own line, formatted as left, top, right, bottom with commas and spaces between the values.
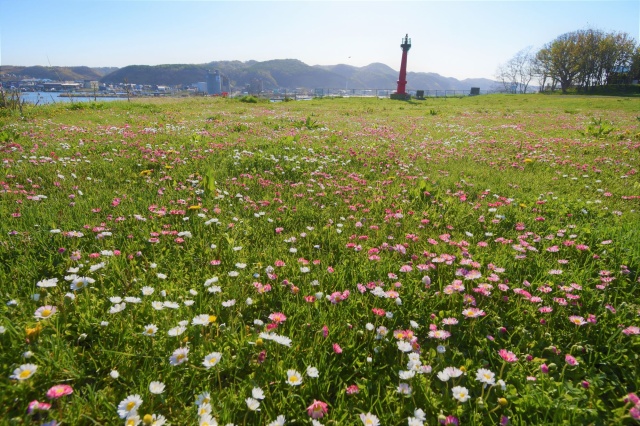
36, 278, 58, 288
202, 352, 222, 369
245, 397, 260, 411
117, 394, 143, 419
306, 366, 319, 378
286, 369, 303, 386
169, 347, 189, 366
10, 363, 37, 381
149, 381, 165, 394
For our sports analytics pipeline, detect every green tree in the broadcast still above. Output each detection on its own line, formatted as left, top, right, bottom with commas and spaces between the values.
534, 29, 638, 93
537, 32, 581, 93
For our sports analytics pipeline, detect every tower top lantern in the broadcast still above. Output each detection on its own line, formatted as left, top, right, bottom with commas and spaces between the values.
401, 34, 411, 51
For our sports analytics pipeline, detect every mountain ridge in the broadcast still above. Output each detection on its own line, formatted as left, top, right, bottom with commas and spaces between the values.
1, 60, 499, 91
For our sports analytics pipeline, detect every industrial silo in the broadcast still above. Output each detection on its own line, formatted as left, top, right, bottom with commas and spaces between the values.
206, 70, 222, 95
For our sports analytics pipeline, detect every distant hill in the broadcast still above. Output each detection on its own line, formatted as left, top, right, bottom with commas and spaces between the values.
91, 67, 119, 77
100, 64, 208, 86
103, 59, 498, 91
317, 62, 498, 91
2, 60, 499, 91
0, 66, 105, 81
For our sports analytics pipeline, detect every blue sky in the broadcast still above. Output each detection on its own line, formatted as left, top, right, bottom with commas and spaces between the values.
0, 0, 638, 80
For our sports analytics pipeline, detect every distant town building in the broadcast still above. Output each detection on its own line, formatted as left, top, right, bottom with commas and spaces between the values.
43, 82, 81, 91
207, 70, 223, 95
83, 80, 99, 90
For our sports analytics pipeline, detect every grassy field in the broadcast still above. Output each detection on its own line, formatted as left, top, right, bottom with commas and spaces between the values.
0, 94, 639, 425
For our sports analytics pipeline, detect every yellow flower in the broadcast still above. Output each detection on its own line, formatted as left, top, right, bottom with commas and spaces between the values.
26, 323, 42, 339
188, 205, 202, 210
498, 397, 508, 406
256, 338, 264, 346
523, 158, 533, 163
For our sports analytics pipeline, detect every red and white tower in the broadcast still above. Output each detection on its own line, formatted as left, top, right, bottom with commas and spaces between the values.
391, 34, 412, 100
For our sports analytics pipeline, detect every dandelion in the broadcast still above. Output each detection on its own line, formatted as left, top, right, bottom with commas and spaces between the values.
10, 363, 37, 381
117, 394, 143, 419
451, 385, 470, 402
203, 352, 222, 369
307, 400, 329, 419
149, 381, 165, 394
34, 305, 57, 320
286, 369, 303, 386
169, 347, 189, 366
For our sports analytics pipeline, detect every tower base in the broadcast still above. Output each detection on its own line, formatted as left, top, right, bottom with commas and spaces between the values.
390, 92, 411, 100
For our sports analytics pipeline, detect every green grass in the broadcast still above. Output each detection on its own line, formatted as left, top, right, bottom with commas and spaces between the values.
0, 94, 639, 425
